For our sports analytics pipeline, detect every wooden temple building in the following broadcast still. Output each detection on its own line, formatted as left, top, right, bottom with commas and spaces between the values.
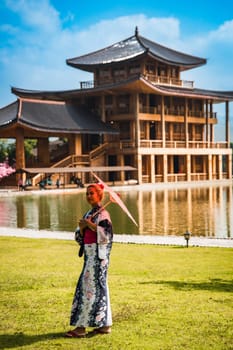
0, 27, 232, 186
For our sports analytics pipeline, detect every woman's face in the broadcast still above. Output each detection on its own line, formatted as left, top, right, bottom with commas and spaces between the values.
86, 186, 101, 207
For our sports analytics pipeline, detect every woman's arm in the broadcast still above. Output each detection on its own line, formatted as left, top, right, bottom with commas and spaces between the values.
79, 218, 97, 232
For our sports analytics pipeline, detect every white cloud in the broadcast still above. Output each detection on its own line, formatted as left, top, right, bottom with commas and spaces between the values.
0, 9, 182, 102
209, 19, 233, 42
75, 14, 180, 50
6, 0, 60, 33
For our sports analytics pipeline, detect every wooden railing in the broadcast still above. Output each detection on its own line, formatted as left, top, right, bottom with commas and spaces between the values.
109, 140, 228, 150
139, 106, 217, 119
52, 154, 89, 167
89, 143, 108, 160
31, 154, 90, 185
140, 140, 228, 149
142, 74, 194, 88
79, 74, 194, 89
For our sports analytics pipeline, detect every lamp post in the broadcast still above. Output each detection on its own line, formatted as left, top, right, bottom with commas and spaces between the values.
184, 231, 191, 247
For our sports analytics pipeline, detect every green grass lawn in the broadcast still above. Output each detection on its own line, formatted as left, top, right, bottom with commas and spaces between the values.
0, 236, 232, 350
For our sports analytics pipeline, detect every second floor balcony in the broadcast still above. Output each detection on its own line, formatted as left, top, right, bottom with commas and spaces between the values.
79, 73, 194, 89
142, 74, 194, 88
108, 140, 229, 151
139, 106, 217, 119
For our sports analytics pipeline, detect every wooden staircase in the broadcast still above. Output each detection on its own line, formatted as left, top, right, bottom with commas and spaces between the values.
31, 143, 109, 186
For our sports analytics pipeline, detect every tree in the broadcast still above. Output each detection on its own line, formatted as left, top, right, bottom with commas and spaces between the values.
0, 139, 37, 166
0, 161, 15, 181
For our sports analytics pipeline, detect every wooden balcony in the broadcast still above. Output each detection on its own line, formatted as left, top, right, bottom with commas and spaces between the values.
108, 140, 229, 151
139, 106, 217, 119
142, 74, 194, 88
140, 140, 228, 149
79, 74, 194, 89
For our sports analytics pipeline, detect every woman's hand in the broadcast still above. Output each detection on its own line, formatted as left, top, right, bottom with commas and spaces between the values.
79, 218, 97, 232
78, 219, 86, 235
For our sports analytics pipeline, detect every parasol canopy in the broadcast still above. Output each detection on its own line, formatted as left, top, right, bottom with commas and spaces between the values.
92, 172, 138, 227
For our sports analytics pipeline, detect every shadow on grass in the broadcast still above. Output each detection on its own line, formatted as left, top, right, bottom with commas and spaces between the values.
0, 332, 65, 349
140, 278, 233, 293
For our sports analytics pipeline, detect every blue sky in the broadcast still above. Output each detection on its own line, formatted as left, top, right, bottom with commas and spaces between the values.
0, 0, 233, 140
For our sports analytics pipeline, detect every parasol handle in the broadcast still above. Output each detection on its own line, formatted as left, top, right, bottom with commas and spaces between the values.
90, 200, 112, 219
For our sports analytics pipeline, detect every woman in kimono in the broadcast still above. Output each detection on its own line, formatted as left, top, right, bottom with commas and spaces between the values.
66, 183, 113, 338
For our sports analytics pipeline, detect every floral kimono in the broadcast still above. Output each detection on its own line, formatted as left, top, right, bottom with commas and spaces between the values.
70, 204, 113, 328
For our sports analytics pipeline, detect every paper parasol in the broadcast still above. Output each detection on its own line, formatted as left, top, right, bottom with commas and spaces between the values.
92, 172, 138, 227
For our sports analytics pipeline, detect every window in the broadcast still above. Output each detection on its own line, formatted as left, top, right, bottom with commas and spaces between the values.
99, 69, 110, 78
129, 64, 141, 74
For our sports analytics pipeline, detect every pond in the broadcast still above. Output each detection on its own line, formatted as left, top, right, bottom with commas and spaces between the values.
0, 183, 232, 239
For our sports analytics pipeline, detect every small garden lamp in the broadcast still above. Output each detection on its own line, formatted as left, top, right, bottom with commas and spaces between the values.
184, 230, 191, 247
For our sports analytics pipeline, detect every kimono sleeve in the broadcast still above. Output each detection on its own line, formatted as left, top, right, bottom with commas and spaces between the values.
96, 210, 113, 259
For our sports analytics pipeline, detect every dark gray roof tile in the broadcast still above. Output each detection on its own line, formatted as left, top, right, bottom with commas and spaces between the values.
0, 100, 118, 134
0, 102, 18, 126
66, 33, 206, 71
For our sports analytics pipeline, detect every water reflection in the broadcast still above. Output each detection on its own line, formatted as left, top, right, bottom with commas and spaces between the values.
136, 186, 233, 238
1, 184, 232, 238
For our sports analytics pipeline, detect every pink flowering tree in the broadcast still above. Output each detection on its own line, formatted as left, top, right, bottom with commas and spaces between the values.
0, 163, 16, 181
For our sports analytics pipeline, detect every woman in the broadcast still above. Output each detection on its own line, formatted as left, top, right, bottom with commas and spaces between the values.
66, 183, 113, 338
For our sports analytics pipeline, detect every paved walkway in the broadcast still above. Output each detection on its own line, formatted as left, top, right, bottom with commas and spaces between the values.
0, 227, 232, 248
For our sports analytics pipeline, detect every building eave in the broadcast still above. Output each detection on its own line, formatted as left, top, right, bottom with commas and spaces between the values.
0, 99, 119, 135
66, 31, 206, 72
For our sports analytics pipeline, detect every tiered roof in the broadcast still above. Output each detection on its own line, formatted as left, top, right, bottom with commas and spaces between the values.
66, 27, 207, 71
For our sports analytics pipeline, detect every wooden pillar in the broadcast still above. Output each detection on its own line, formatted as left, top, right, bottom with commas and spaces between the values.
135, 93, 140, 148
205, 99, 209, 144
118, 154, 125, 182
218, 154, 223, 180
137, 154, 142, 184
225, 101, 230, 147
210, 102, 214, 142
134, 93, 141, 183
202, 156, 206, 178
101, 94, 106, 122
150, 154, 155, 183
191, 155, 195, 175
186, 154, 191, 181
168, 123, 172, 142
163, 154, 168, 182
161, 95, 165, 147
184, 98, 189, 147
208, 154, 212, 180
69, 134, 82, 155
212, 155, 216, 179
210, 124, 214, 144
15, 127, 25, 183
38, 138, 50, 166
